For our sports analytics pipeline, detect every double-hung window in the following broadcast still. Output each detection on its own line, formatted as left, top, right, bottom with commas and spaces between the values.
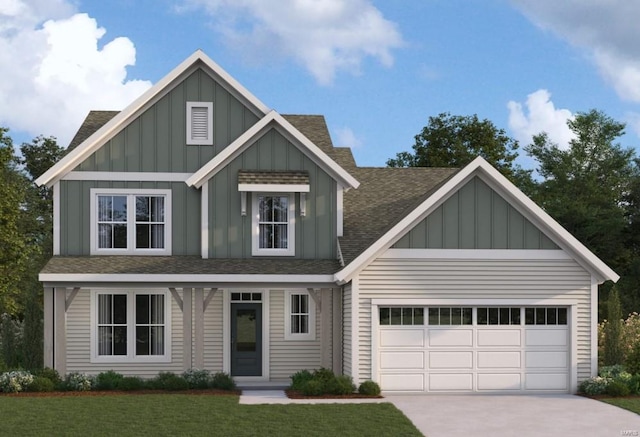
90, 189, 171, 255
284, 291, 315, 340
92, 290, 170, 363
252, 193, 295, 256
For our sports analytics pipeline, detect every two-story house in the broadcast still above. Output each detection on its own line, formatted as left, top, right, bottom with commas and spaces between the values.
36, 50, 618, 394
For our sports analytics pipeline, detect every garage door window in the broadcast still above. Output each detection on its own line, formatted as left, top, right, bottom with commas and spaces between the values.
477, 307, 521, 325
525, 307, 567, 325
379, 307, 424, 325
428, 307, 472, 325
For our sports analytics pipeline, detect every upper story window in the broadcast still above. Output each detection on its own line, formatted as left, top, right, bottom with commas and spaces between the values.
252, 193, 295, 256
186, 102, 213, 145
90, 189, 171, 255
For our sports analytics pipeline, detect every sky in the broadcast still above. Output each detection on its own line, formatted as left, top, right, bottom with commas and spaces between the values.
1, 0, 640, 169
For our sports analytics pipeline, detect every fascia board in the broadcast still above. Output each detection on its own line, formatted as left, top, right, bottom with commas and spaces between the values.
36, 50, 270, 188
335, 156, 619, 284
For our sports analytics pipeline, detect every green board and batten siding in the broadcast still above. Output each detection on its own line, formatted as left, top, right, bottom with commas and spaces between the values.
393, 177, 559, 250
207, 129, 337, 259
76, 68, 259, 173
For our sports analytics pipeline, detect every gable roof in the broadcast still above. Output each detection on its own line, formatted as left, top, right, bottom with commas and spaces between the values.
185, 110, 359, 189
35, 50, 270, 188
335, 156, 620, 284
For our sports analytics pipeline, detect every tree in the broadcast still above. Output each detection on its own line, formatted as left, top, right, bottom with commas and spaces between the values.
603, 288, 623, 366
387, 112, 533, 191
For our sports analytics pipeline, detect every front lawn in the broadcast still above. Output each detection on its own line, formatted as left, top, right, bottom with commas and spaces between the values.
601, 397, 640, 414
0, 394, 421, 436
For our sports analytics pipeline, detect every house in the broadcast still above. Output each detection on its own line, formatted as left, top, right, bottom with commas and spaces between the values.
36, 50, 618, 394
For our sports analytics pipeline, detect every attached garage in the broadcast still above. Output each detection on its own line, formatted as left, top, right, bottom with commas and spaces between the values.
374, 306, 571, 393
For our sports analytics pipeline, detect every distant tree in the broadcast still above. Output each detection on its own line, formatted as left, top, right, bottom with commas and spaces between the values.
387, 112, 533, 191
603, 288, 623, 366
21, 287, 43, 370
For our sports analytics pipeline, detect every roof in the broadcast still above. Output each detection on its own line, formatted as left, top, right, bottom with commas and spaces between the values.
67, 111, 118, 151
238, 170, 309, 185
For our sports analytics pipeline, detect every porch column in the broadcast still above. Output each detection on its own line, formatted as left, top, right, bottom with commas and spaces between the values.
54, 287, 67, 376
43, 287, 54, 369
332, 288, 343, 375
194, 288, 205, 369
320, 288, 332, 369
182, 288, 193, 370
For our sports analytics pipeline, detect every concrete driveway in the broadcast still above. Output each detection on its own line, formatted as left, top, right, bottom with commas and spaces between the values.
386, 394, 640, 437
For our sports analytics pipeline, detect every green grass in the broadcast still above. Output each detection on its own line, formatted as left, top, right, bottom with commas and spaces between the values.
0, 394, 421, 436
602, 397, 640, 414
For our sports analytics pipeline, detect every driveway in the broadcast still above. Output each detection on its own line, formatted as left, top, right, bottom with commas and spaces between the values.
386, 394, 640, 437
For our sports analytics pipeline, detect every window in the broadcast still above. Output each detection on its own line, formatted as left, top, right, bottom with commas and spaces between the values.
477, 307, 521, 325
379, 307, 424, 325
428, 307, 472, 325
284, 291, 315, 340
90, 189, 171, 255
92, 290, 170, 362
186, 102, 213, 145
252, 193, 295, 256
525, 307, 568, 325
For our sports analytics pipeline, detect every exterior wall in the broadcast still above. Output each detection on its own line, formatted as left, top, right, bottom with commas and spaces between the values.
65, 289, 184, 377
355, 254, 593, 383
343, 283, 352, 376
393, 177, 558, 250
268, 290, 324, 381
76, 68, 260, 173
203, 291, 224, 372
59, 180, 200, 256
207, 129, 337, 259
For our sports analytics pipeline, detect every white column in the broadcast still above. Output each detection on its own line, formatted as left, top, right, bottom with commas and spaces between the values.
194, 288, 205, 369
54, 287, 67, 376
183, 288, 192, 370
320, 288, 332, 369
43, 287, 54, 368
332, 287, 343, 375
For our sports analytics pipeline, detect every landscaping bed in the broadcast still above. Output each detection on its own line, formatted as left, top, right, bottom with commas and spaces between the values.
285, 389, 382, 399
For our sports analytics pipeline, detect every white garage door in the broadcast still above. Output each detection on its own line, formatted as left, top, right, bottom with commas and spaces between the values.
377, 307, 569, 393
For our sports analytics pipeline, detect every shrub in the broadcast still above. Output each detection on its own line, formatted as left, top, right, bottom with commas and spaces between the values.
301, 379, 324, 396
150, 372, 188, 391
0, 370, 34, 393
211, 372, 236, 390
27, 376, 55, 392
35, 368, 62, 387
182, 369, 211, 389
331, 375, 355, 395
118, 376, 145, 391
95, 370, 124, 391
290, 369, 313, 391
626, 342, 640, 375
599, 364, 627, 379
627, 374, 640, 395
0, 314, 22, 369
358, 380, 381, 396
606, 379, 631, 397
604, 289, 624, 366
579, 376, 611, 396
63, 372, 94, 391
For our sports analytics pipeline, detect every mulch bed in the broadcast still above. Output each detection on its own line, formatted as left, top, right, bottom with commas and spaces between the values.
1, 389, 240, 397
285, 390, 383, 399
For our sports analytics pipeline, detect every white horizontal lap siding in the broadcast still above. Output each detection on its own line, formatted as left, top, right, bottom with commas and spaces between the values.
343, 284, 352, 376
204, 292, 223, 372
66, 290, 183, 377
269, 290, 322, 381
358, 258, 592, 383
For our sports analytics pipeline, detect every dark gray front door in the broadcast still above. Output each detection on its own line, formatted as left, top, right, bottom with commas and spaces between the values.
231, 303, 262, 376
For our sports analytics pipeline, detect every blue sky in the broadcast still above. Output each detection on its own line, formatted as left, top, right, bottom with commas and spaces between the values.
2, 0, 639, 168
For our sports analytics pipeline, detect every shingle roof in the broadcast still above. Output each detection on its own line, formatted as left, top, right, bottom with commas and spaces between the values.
238, 170, 309, 185
67, 111, 119, 151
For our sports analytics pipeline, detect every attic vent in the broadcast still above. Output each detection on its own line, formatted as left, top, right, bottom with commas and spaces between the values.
186, 102, 213, 145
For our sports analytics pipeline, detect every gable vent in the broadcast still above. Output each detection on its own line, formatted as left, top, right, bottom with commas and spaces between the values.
186, 102, 213, 145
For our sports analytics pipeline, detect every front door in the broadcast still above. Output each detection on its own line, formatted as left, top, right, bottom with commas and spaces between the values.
231, 303, 262, 376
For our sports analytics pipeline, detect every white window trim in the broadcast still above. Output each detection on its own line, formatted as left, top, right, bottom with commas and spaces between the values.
90, 188, 172, 256
90, 289, 172, 363
284, 290, 316, 341
186, 101, 213, 145
251, 192, 296, 256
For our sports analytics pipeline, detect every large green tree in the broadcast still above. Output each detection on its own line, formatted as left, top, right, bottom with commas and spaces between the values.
387, 112, 533, 191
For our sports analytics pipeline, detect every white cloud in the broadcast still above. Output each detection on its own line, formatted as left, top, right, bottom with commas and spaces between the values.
333, 126, 362, 149
179, 0, 404, 85
510, 0, 640, 102
507, 89, 575, 148
0, 0, 151, 146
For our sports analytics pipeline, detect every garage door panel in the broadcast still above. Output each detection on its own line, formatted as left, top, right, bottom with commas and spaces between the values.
429, 329, 473, 347
477, 373, 521, 391
380, 351, 424, 369
429, 351, 473, 369
526, 351, 567, 368
380, 329, 424, 347
429, 373, 473, 391
526, 329, 567, 347
525, 373, 567, 390
477, 329, 521, 347
477, 351, 521, 368
381, 374, 424, 391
